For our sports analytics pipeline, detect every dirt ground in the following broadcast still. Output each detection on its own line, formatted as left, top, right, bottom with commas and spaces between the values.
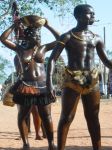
0, 99, 112, 150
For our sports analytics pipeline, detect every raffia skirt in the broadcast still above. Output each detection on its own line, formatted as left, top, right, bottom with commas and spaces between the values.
13, 81, 55, 106
62, 67, 100, 95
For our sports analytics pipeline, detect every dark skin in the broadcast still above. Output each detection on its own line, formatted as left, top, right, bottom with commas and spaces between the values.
31, 105, 44, 140
1, 20, 59, 150
46, 5, 112, 150
14, 55, 46, 140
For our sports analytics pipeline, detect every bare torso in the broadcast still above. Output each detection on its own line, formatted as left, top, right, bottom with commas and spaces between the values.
65, 29, 98, 71
17, 45, 46, 81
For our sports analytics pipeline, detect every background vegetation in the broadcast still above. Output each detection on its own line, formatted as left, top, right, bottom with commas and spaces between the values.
0, 0, 85, 83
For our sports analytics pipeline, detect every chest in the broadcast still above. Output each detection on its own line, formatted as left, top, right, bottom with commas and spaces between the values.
66, 38, 97, 63
20, 48, 44, 64
67, 31, 96, 54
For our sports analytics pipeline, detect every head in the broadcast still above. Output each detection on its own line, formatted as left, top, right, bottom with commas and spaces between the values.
23, 27, 41, 46
74, 4, 95, 25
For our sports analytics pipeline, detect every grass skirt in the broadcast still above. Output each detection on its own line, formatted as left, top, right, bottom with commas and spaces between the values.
13, 94, 55, 106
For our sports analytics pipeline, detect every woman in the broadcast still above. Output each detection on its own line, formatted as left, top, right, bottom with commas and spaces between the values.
1, 17, 59, 150
14, 55, 45, 140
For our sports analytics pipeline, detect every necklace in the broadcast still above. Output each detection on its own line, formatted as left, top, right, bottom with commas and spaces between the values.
71, 30, 96, 41
24, 45, 38, 71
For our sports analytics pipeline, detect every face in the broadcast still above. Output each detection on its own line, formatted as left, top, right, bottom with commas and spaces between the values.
25, 32, 37, 41
78, 7, 95, 25
24, 31, 39, 48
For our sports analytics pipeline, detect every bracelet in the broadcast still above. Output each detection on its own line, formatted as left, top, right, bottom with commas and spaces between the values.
57, 41, 65, 45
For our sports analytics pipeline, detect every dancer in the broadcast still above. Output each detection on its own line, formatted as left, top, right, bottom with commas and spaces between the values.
1, 16, 59, 150
46, 4, 112, 150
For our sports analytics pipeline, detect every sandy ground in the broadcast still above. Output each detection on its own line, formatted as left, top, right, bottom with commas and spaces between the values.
0, 98, 112, 150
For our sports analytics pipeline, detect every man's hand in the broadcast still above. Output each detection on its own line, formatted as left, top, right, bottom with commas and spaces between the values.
47, 86, 56, 101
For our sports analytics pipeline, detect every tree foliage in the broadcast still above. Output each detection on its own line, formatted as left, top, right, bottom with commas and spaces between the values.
53, 55, 65, 90
0, 56, 12, 83
0, 0, 85, 30
45, 55, 65, 90
0, 0, 85, 82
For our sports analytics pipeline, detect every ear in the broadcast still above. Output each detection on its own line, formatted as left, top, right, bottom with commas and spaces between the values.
77, 15, 82, 22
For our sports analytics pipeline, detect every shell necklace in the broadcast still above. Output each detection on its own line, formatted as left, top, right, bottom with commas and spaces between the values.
71, 30, 96, 42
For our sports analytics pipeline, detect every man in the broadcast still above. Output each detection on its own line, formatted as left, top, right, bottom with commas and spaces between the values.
46, 4, 112, 150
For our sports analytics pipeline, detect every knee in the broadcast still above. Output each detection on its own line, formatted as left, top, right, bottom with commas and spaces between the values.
42, 114, 52, 123
18, 114, 23, 125
84, 109, 99, 123
18, 112, 26, 125
60, 114, 74, 125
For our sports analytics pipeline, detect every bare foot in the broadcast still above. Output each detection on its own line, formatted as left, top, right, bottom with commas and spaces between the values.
22, 144, 30, 150
42, 134, 47, 138
48, 144, 57, 150
35, 135, 43, 140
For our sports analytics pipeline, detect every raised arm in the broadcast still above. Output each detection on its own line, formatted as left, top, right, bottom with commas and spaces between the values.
44, 20, 60, 40
0, 24, 17, 51
96, 36, 112, 69
43, 20, 60, 52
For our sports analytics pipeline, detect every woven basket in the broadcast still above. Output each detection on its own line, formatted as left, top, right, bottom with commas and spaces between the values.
21, 15, 46, 28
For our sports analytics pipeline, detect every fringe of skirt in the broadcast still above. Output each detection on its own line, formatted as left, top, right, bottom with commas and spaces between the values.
13, 94, 55, 106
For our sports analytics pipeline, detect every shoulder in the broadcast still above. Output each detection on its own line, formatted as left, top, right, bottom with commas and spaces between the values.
94, 34, 104, 44
59, 31, 71, 44
88, 30, 103, 45
89, 31, 102, 42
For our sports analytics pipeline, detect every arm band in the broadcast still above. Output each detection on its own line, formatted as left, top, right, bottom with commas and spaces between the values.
57, 41, 65, 45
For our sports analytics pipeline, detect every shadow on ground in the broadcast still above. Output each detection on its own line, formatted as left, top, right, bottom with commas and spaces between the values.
0, 146, 112, 150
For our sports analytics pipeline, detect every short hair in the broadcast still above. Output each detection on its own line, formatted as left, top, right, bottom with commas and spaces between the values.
74, 4, 93, 19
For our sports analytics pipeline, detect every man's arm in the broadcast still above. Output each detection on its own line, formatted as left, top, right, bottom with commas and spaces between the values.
46, 42, 65, 98
46, 33, 70, 98
44, 41, 57, 52
96, 36, 112, 69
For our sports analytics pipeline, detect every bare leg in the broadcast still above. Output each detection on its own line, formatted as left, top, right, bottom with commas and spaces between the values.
18, 105, 31, 149
31, 105, 42, 140
57, 87, 80, 150
38, 104, 55, 150
82, 90, 101, 150
25, 112, 31, 133
41, 122, 47, 138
